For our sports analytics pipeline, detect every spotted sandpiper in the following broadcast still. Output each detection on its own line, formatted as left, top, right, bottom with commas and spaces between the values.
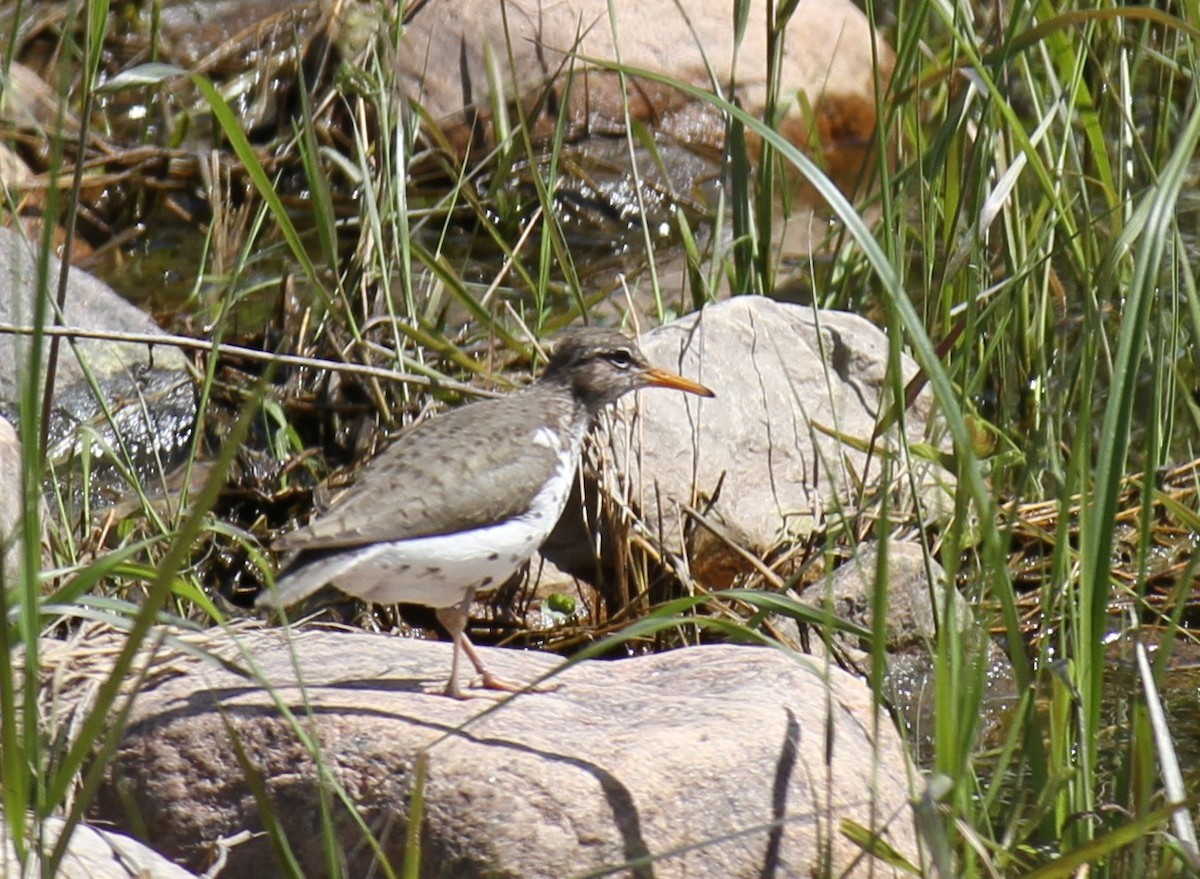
257, 327, 713, 698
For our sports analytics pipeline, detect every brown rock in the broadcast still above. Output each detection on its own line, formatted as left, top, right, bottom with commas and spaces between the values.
90, 628, 918, 878
396, 0, 893, 193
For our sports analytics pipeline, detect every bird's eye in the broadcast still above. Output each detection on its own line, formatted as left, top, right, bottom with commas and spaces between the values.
607, 349, 634, 369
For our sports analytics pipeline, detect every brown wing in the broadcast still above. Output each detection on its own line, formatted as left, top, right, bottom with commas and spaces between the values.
274, 388, 579, 551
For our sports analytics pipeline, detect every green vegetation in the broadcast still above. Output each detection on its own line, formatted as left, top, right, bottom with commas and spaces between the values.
2, 0, 1199, 875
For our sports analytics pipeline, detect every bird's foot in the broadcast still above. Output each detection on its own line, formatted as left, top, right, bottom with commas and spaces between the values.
475, 671, 560, 695
423, 676, 549, 700
428, 679, 507, 701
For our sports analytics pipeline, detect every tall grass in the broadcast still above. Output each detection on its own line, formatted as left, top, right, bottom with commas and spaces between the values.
861, 1, 1200, 875
3, 0, 1200, 876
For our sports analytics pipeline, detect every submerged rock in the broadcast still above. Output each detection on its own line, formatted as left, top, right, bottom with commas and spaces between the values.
391, 0, 894, 262
395, 0, 892, 197
800, 541, 1017, 754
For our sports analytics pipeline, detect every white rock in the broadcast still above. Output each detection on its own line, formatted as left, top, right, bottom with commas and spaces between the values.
0, 811, 198, 879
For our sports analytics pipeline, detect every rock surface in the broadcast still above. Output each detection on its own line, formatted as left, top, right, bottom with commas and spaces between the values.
0, 226, 189, 401
541, 296, 951, 591
0, 811, 198, 879
89, 628, 918, 878
803, 541, 1016, 751
807, 541, 969, 651
0, 415, 23, 583
0, 226, 196, 504
396, 0, 892, 193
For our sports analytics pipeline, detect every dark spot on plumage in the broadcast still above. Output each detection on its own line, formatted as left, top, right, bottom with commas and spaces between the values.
425, 566, 441, 576
487, 551, 500, 561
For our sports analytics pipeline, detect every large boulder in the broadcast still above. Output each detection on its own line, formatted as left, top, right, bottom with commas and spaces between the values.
87, 627, 918, 878
538, 296, 951, 593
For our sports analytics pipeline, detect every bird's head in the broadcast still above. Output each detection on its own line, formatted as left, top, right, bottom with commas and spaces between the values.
542, 327, 714, 411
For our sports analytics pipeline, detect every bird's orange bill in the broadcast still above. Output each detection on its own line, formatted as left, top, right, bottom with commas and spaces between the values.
642, 367, 715, 397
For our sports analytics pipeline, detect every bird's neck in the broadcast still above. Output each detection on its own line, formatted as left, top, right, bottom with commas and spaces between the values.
524, 377, 598, 434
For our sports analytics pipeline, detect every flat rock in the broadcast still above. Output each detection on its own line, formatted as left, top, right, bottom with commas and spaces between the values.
89, 628, 918, 878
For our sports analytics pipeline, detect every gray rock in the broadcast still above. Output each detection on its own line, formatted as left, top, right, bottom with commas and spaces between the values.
811, 541, 967, 650
0, 811, 198, 879
90, 628, 918, 878
802, 541, 1016, 753
0, 226, 188, 401
539, 296, 951, 591
0, 415, 23, 583
0, 226, 196, 506
636, 296, 948, 541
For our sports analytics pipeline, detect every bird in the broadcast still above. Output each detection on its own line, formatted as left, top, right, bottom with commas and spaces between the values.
257, 326, 713, 698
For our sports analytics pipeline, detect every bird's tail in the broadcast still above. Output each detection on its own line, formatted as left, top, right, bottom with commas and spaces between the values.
256, 549, 358, 612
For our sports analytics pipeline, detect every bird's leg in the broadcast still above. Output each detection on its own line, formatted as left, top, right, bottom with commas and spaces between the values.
457, 636, 555, 694
432, 596, 512, 699
459, 637, 512, 690
431, 600, 471, 699
433, 596, 558, 697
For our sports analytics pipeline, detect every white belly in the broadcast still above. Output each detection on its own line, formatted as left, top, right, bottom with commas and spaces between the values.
335, 516, 549, 607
